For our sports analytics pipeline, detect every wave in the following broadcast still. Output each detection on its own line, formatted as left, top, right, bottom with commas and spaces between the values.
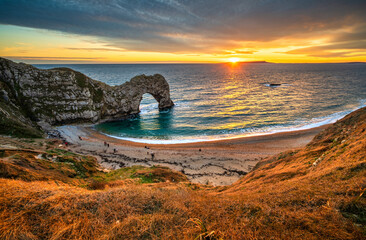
99, 99, 366, 144
139, 100, 190, 115
139, 102, 159, 115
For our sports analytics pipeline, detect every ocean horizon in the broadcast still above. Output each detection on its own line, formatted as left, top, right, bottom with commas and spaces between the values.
37, 63, 366, 144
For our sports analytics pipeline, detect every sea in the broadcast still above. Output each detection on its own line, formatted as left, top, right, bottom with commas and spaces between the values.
37, 63, 366, 144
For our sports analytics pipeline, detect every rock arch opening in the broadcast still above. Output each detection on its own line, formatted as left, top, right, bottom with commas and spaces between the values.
138, 93, 158, 112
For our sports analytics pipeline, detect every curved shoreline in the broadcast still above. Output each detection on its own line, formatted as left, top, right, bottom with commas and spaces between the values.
57, 124, 329, 185
93, 102, 366, 144
96, 123, 330, 145
88, 124, 329, 148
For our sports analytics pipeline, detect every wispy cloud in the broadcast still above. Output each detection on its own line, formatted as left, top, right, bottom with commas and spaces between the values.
287, 24, 366, 57
3, 56, 102, 60
65, 47, 125, 52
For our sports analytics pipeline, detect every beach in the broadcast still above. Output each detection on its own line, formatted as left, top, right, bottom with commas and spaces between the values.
58, 124, 329, 185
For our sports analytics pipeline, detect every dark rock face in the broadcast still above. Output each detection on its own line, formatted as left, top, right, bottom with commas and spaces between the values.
0, 57, 174, 129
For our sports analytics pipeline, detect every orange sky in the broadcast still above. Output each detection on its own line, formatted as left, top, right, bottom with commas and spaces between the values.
0, 1, 365, 64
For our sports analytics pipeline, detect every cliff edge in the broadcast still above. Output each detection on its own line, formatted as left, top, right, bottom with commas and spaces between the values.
0, 57, 174, 136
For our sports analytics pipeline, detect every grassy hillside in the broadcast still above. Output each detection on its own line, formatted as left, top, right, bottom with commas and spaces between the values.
0, 108, 365, 239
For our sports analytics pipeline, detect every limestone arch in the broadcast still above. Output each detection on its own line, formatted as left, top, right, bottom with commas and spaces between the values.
129, 74, 174, 113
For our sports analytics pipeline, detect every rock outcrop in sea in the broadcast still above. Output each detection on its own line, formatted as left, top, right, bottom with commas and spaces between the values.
0, 57, 174, 136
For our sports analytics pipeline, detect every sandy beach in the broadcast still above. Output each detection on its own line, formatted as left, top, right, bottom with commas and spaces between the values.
57, 124, 329, 186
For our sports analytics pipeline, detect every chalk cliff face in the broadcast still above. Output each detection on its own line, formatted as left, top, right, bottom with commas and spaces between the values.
0, 57, 174, 135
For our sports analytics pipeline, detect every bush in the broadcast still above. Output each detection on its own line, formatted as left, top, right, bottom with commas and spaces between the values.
88, 179, 106, 190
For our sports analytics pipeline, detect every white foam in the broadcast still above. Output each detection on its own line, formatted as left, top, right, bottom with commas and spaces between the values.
139, 101, 189, 115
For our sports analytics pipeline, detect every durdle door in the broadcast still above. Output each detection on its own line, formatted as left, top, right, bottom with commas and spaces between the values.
0, 57, 174, 130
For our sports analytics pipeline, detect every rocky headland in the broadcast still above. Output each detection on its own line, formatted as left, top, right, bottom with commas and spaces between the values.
0, 57, 173, 137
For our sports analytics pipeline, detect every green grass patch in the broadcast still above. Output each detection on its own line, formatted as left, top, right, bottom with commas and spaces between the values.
75, 71, 87, 88
94, 165, 186, 184
94, 165, 147, 182
45, 148, 99, 178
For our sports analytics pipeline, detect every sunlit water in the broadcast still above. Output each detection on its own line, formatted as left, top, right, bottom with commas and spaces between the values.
37, 63, 366, 143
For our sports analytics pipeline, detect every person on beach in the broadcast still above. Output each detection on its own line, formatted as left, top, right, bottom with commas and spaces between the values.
151, 152, 155, 160
113, 148, 117, 153
78, 136, 82, 140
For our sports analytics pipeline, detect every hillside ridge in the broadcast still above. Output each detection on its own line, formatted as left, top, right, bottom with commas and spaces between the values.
0, 107, 365, 239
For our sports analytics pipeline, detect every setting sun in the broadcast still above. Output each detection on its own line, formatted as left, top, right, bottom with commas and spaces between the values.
228, 57, 240, 63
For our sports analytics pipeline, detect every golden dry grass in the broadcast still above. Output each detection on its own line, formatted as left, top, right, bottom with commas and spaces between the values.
0, 107, 365, 239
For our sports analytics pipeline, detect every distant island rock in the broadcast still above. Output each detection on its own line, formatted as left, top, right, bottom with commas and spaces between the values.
0, 57, 174, 136
269, 83, 281, 87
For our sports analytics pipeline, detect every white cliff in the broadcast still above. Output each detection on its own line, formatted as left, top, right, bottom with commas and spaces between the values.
0, 57, 174, 136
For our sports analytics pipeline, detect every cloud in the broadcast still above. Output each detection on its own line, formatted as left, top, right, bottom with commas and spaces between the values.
213, 49, 257, 56
287, 24, 366, 58
3, 56, 102, 60
66, 47, 125, 52
0, 0, 366, 55
234, 50, 255, 54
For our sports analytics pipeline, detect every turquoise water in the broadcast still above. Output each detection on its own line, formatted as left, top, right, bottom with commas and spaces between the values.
37, 63, 366, 143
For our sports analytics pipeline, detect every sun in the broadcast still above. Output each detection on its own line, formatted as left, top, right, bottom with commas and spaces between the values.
228, 57, 240, 63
